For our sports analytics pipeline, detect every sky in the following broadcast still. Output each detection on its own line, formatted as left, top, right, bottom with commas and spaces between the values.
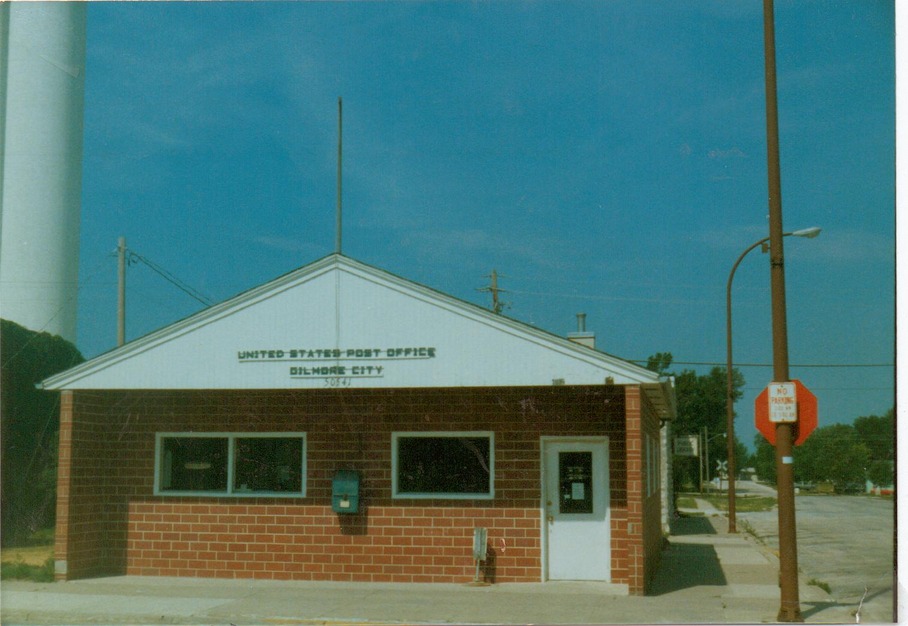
73, 1, 895, 451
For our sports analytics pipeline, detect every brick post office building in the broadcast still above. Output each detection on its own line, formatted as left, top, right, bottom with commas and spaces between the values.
43, 255, 676, 594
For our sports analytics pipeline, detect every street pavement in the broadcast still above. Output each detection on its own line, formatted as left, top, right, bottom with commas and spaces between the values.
737, 491, 895, 625
1, 504, 873, 625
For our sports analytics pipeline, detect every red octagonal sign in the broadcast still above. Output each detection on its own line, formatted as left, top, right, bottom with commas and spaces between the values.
755, 379, 818, 446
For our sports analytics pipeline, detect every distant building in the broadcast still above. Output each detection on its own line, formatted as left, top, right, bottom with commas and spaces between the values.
43, 255, 676, 594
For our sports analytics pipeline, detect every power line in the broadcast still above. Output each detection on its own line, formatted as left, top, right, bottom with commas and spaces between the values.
128, 251, 213, 307
631, 359, 893, 369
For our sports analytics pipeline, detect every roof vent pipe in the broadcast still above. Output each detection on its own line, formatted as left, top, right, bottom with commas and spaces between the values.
568, 313, 596, 350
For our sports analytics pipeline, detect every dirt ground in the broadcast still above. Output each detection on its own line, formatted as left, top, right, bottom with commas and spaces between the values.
1, 545, 53, 566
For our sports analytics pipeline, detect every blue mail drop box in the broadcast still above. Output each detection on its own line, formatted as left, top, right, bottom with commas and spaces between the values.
332, 470, 360, 514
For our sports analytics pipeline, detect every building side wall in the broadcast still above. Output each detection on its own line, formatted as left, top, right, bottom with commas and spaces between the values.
59, 386, 636, 587
55, 391, 127, 579
631, 386, 666, 593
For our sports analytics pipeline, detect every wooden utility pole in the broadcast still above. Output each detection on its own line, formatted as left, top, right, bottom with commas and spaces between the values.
478, 270, 506, 314
763, 0, 802, 620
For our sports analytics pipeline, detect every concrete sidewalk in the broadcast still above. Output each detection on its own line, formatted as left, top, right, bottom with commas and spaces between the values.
1, 516, 860, 625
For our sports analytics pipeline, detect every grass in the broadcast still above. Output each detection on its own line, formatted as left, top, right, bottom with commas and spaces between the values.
808, 578, 832, 594
698, 494, 777, 512
0, 556, 54, 582
1, 529, 55, 582
2, 543, 54, 566
737, 518, 758, 540
676, 496, 697, 509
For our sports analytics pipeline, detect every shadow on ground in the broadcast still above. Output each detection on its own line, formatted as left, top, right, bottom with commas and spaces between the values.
670, 515, 717, 536
647, 516, 726, 596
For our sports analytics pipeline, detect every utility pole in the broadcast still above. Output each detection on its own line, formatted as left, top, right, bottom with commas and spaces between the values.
763, 0, 802, 620
117, 236, 126, 347
478, 270, 507, 314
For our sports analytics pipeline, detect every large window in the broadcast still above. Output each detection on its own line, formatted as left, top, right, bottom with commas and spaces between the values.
155, 433, 305, 497
392, 432, 494, 499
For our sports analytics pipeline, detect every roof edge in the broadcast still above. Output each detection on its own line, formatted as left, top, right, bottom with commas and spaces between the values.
42, 254, 659, 389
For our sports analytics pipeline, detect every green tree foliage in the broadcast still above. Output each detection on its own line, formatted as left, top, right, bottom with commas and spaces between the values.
645, 352, 674, 376
0, 320, 83, 546
866, 460, 893, 489
646, 354, 745, 491
753, 436, 776, 483
794, 423, 870, 489
753, 408, 893, 490
854, 409, 894, 487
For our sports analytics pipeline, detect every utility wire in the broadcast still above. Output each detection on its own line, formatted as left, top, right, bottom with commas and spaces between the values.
128, 251, 213, 307
630, 359, 893, 369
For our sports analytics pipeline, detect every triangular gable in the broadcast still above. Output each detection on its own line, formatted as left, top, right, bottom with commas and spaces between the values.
42, 254, 662, 393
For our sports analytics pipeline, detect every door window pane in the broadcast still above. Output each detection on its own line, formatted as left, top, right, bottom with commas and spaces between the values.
559, 451, 593, 514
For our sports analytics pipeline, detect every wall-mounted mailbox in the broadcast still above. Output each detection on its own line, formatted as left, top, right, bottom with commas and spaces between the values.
332, 470, 360, 514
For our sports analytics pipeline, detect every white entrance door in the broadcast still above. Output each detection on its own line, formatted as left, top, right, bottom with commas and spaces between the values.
542, 438, 610, 581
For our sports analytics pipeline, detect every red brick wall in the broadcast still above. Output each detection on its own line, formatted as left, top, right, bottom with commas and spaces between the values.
639, 388, 666, 592
55, 390, 129, 580
56, 385, 656, 591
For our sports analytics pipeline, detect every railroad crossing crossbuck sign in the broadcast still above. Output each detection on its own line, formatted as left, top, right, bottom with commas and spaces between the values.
754, 379, 818, 446
716, 460, 728, 478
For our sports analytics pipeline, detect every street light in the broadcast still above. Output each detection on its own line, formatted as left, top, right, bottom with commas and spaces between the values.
725, 226, 820, 533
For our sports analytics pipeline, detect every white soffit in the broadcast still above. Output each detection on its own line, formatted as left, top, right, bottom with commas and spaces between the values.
42, 255, 663, 392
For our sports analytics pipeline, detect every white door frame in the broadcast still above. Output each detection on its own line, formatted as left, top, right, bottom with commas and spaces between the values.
540, 436, 611, 582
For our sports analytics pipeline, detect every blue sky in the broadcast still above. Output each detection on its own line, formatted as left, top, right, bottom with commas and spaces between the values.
75, 1, 895, 450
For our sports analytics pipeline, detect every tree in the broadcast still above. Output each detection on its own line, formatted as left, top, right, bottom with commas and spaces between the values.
0, 320, 83, 545
754, 410, 893, 490
646, 354, 745, 491
854, 409, 894, 487
753, 436, 776, 483
794, 423, 870, 489
645, 352, 674, 376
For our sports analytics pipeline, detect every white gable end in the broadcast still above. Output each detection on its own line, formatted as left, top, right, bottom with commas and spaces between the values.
43, 256, 660, 390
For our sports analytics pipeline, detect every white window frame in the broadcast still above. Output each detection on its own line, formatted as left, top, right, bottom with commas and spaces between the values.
154, 432, 306, 498
391, 431, 494, 500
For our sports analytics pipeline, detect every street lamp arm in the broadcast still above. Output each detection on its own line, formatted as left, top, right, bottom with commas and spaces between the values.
726, 237, 771, 305
724, 227, 821, 536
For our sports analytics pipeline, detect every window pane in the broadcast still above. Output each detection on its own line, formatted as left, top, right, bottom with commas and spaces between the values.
161, 437, 228, 492
397, 436, 491, 496
234, 437, 303, 493
559, 451, 593, 514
